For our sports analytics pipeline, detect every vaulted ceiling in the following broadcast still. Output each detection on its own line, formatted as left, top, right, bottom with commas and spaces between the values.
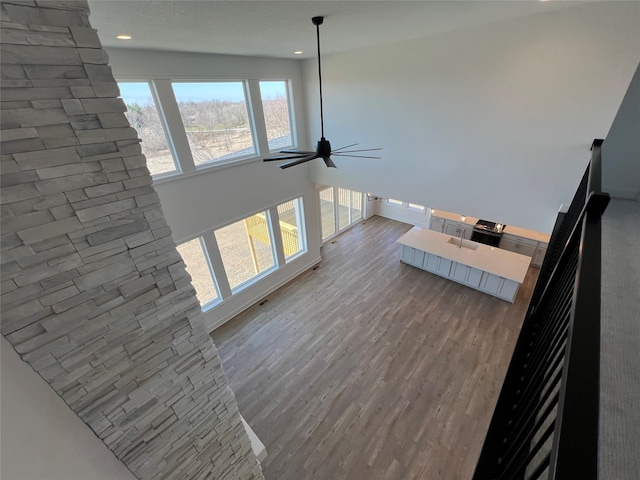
88, 0, 581, 59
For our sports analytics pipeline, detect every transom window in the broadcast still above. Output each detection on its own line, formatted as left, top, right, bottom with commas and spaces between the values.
119, 82, 177, 177
260, 80, 293, 152
118, 77, 297, 177
172, 82, 256, 167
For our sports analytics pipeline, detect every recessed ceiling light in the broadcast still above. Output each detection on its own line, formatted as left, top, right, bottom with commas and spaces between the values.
116, 34, 132, 40
294, 50, 303, 55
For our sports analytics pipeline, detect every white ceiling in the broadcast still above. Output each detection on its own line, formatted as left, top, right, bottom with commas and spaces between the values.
87, 0, 584, 59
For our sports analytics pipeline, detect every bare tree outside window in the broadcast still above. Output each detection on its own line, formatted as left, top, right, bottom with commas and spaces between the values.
260, 81, 293, 151
176, 238, 219, 306
119, 82, 177, 176
173, 82, 256, 166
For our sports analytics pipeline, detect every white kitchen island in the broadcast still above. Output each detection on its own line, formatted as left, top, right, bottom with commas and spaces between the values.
397, 226, 531, 302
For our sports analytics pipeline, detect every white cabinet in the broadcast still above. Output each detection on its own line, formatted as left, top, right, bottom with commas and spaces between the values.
500, 234, 537, 258
398, 226, 530, 303
443, 221, 473, 239
429, 216, 445, 232
479, 272, 502, 295
431, 213, 474, 238
402, 246, 425, 267
437, 257, 452, 276
478, 272, 520, 301
451, 262, 482, 288
402, 247, 520, 302
401, 245, 414, 264
424, 253, 441, 273
531, 244, 548, 268
499, 278, 520, 301
403, 248, 452, 277
500, 234, 550, 269
430, 210, 549, 270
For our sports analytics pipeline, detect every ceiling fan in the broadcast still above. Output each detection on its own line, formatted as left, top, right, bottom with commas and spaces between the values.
264, 16, 382, 169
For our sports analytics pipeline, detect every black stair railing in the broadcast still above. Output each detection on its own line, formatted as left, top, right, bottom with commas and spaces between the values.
472, 140, 609, 480
528, 157, 591, 309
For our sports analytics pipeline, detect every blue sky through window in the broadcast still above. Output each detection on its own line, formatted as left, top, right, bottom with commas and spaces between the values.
119, 81, 285, 105
172, 82, 246, 103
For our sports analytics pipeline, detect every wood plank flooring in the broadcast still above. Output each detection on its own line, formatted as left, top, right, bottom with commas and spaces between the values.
211, 216, 538, 480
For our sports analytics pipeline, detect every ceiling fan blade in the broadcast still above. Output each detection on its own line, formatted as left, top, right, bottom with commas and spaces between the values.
332, 153, 381, 159
331, 143, 359, 152
333, 147, 383, 153
323, 156, 337, 168
279, 154, 319, 169
264, 154, 312, 162
279, 149, 315, 154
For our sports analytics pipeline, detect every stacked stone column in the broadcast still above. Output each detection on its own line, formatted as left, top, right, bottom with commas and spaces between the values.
1, 1, 263, 478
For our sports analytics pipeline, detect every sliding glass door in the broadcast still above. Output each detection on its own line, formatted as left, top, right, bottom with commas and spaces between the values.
318, 186, 364, 241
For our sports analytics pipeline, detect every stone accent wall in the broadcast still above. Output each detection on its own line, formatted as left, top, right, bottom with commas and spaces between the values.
0, 1, 263, 479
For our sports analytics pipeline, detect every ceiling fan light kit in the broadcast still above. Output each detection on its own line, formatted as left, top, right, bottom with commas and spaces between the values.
264, 16, 382, 169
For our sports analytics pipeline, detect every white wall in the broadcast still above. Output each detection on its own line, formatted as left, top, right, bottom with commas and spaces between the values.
602, 62, 640, 200
306, 1, 640, 233
106, 48, 316, 237
373, 199, 431, 229
107, 48, 323, 330
103, 0, 639, 331
1, 337, 136, 480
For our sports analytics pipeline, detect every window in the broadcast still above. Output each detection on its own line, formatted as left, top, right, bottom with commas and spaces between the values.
319, 187, 364, 242
260, 81, 293, 151
176, 199, 308, 308
119, 82, 177, 177
319, 186, 336, 240
176, 238, 219, 306
337, 188, 351, 231
118, 77, 297, 175
387, 199, 403, 206
172, 82, 256, 167
351, 191, 363, 221
408, 203, 426, 211
277, 198, 306, 261
215, 212, 275, 291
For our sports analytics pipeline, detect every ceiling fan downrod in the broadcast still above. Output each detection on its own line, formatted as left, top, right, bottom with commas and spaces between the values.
312, 16, 325, 139
262, 16, 382, 169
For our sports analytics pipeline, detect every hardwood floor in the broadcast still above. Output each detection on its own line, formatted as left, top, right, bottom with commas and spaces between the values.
211, 216, 538, 480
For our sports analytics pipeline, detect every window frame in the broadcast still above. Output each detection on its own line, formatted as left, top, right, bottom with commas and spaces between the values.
116, 76, 299, 180
259, 79, 296, 153
275, 197, 307, 263
118, 80, 182, 179
171, 80, 259, 169
175, 235, 222, 310
214, 209, 279, 294
318, 186, 365, 243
